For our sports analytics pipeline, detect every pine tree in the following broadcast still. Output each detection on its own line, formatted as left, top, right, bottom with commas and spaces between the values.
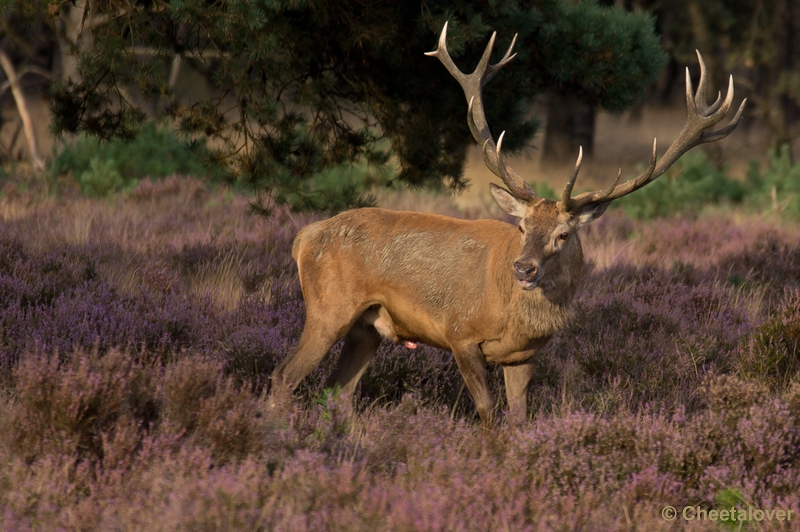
36, 0, 665, 211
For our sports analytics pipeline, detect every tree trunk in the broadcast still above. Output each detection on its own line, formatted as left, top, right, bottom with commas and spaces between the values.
542, 93, 595, 163
56, 2, 91, 83
0, 50, 44, 170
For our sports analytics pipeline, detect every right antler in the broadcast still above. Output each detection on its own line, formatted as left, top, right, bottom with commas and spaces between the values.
426, 22, 538, 201
564, 51, 747, 212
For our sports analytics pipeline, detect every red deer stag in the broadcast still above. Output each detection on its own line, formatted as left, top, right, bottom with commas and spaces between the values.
271, 22, 746, 427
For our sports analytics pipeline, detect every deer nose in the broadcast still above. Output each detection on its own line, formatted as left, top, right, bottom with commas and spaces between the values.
513, 261, 538, 277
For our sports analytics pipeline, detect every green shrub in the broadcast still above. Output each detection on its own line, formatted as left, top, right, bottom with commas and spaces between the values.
745, 144, 800, 219
300, 160, 395, 208
612, 150, 746, 219
312, 156, 395, 192
50, 124, 216, 197
78, 158, 126, 198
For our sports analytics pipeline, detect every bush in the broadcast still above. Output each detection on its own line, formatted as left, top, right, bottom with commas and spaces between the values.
49, 124, 217, 197
613, 150, 746, 219
745, 144, 800, 219
310, 142, 396, 195
78, 157, 126, 198
267, 162, 393, 213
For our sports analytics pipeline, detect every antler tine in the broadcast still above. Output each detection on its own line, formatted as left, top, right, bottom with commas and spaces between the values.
632, 138, 659, 188
474, 31, 498, 81
424, 22, 467, 83
603, 168, 622, 198
701, 97, 747, 143
718, 75, 736, 116
566, 52, 745, 212
484, 33, 518, 85
693, 50, 723, 115
560, 147, 583, 208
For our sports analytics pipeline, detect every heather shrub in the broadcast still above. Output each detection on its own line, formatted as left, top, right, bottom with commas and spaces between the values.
161, 355, 267, 461
720, 239, 800, 297
735, 288, 800, 390
690, 374, 800, 503
2, 357, 800, 530
539, 265, 753, 414
222, 291, 310, 394
356, 343, 468, 411
700, 374, 770, 429
1, 176, 800, 530
784, 382, 800, 425
127, 173, 212, 205
2, 349, 157, 464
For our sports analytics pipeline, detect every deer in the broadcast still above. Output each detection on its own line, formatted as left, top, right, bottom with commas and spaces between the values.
271, 22, 746, 428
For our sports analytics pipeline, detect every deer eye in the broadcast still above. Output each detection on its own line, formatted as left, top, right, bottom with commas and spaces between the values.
518, 225, 524, 234
558, 232, 570, 241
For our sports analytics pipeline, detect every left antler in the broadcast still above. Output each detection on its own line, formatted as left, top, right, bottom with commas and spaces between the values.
563, 51, 746, 212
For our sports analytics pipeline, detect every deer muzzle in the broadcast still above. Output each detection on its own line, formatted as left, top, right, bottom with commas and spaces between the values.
513, 261, 543, 290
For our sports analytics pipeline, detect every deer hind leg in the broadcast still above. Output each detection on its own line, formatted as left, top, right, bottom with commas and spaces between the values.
452, 343, 495, 429
503, 357, 536, 424
324, 319, 382, 396
271, 312, 353, 392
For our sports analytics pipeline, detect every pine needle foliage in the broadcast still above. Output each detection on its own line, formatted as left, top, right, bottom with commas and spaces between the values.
38, 0, 665, 211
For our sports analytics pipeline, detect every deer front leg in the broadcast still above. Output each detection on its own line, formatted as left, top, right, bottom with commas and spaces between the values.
452, 343, 495, 429
502, 337, 550, 424
503, 356, 536, 424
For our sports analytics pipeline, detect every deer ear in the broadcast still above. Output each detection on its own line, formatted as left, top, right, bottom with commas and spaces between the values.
573, 200, 611, 227
490, 183, 528, 218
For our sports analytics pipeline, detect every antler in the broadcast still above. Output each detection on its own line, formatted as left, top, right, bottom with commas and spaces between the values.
564, 50, 747, 212
426, 22, 538, 201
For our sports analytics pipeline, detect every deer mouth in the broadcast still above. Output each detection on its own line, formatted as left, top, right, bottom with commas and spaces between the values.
515, 273, 544, 290
517, 279, 539, 290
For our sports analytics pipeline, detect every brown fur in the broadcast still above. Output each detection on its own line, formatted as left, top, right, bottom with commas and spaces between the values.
273, 203, 591, 427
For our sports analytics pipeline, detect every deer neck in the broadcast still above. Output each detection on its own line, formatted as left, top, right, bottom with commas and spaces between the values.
506, 234, 584, 338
